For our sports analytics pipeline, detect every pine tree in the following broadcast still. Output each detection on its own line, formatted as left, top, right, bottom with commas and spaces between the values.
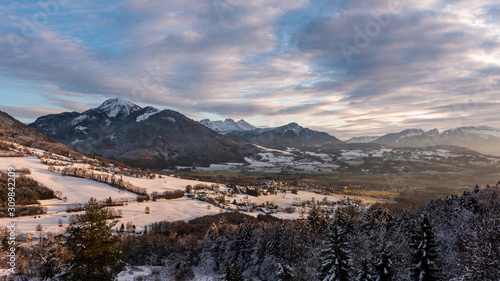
276, 262, 294, 281
410, 212, 440, 281
231, 219, 252, 267
223, 260, 244, 281
207, 222, 218, 241
374, 242, 393, 281
380, 208, 392, 228
320, 211, 351, 281
266, 226, 284, 258
308, 204, 323, 231
64, 197, 125, 281
40, 238, 71, 279
355, 259, 374, 281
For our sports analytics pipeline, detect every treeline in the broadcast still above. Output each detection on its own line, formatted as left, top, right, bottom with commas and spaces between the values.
151, 190, 185, 200
0, 172, 55, 206
49, 166, 147, 195
0, 205, 46, 217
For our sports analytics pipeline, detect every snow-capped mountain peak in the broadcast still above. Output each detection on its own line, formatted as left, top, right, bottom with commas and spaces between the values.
235, 119, 256, 131
97, 98, 142, 118
281, 123, 302, 136
200, 118, 256, 134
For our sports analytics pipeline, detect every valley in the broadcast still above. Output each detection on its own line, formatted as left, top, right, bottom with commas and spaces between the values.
0, 141, 380, 236
1, 100, 499, 280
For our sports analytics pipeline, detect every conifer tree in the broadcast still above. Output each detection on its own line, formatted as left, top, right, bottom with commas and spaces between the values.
266, 226, 284, 258
320, 211, 351, 281
232, 219, 252, 266
374, 242, 393, 281
355, 259, 374, 281
308, 204, 323, 231
223, 259, 244, 281
207, 222, 218, 241
64, 197, 124, 281
410, 212, 440, 281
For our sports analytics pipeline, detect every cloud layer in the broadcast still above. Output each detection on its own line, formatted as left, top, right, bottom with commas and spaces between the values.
0, 0, 499, 138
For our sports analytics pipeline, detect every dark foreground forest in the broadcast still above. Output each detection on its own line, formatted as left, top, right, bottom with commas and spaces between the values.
2, 185, 499, 281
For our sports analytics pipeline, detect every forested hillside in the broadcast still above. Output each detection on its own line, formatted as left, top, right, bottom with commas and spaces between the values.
3, 185, 499, 280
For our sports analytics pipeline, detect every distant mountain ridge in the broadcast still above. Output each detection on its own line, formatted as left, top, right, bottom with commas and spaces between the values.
201, 118, 500, 155
346, 136, 380, 144
29, 98, 254, 168
357, 126, 500, 156
226, 122, 343, 149
199, 118, 256, 134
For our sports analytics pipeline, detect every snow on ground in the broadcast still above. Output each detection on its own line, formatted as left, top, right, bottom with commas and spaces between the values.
0, 210, 74, 234
244, 157, 275, 168
0, 157, 138, 204
305, 151, 331, 160
0, 156, 230, 234
231, 190, 374, 207
369, 148, 393, 157
254, 145, 296, 156
0, 197, 226, 234
135, 107, 159, 122
195, 163, 244, 172
272, 212, 304, 220
340, 150, 370, 160
116, 266, 153, 281
112, 198, 225, 231
113, 172, 219, 194
258, 152, 295, 164
117, 266, 219, 281
59, 162, 220, 194
71, 114, 91, 125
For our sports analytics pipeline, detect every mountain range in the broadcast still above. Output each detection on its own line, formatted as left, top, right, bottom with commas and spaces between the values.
201, 119, 344, 149
2, 97, 499, 171
201, 119, 500, 156
29, 98, 254, 168
346, 127, 500, 156
199, 119, 256, 134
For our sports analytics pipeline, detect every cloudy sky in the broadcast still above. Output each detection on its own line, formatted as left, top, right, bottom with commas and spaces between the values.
0, 0, 499, 139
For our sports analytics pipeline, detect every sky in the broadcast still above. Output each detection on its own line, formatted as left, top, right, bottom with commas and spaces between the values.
0, 0, 499, 139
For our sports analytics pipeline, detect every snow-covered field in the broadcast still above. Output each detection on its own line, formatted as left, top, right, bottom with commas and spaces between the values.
231, 190, 349, 207
0, 156, 227, 234
111, 198, 224, 232
0, 157, 138, 204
